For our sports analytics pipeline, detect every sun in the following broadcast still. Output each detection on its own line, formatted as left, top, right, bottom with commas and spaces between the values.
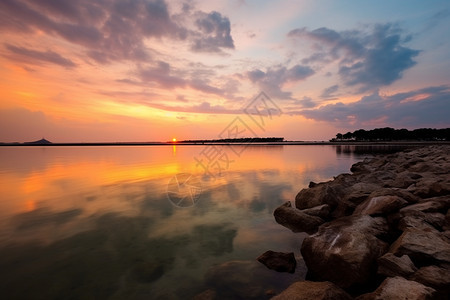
172, 138, 177, 142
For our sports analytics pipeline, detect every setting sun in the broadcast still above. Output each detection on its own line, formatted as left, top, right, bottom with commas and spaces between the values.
172, 138, 177, 142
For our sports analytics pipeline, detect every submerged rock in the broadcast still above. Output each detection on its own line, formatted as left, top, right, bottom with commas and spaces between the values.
301, 215, 389, 289
257, 250, 296, 273
274, 201, 324, 234
272, 281, 352, 300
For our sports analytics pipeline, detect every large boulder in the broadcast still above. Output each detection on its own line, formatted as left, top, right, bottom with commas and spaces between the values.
274, 202, 324, 234
377, 253, 417, 277
257, 250, 296, 273
389, 228, 450, 264
272, 281, 352, 300
356, 276, 436, 300
301, 215, 389, 289
295, 183, 344, 210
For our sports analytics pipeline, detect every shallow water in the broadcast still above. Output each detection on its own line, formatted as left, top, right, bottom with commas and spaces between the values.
0, 145, 405, 299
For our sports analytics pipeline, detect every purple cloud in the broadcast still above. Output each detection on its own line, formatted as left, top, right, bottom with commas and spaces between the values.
300, 85, 450, 127
289, 24, 420, 92
4, 44, 76, 67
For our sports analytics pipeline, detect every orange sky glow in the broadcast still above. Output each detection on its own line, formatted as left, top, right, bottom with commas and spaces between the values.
0, 0, 449, 142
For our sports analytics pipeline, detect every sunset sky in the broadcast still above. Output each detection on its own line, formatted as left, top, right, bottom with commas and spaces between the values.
1, 0, 449, 142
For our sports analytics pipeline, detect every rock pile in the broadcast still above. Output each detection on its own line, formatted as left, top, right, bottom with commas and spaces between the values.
272, 146, 450, 299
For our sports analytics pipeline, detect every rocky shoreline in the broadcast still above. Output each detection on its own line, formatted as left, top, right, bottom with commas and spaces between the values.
268, 145, 450, 299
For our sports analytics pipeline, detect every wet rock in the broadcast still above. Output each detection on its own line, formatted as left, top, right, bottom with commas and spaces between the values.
356, 276, 436, 300
410, 264, 450, 292
301, 204, 331, 219
274, 201, 324, 234
389, 228, 450, 264
301, 215, 389, 289
272, 281, 352, 300
257, 250, 296, 273
354, 195, 408, 216
377, 253, 417, 277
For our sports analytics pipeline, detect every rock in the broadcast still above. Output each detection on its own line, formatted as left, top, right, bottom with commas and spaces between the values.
389, 228, 450, 264
301, 215, 389, 289
368, 188, 421, 204
257, 250, 296, 273
274, 201, 324, 234
410, 264, 450, 292
377, 253, 417, 277
356, 276, 436, 300
295, 183, 344, 210
301, 204, 331, 219
272, 281, 352, 300
400, 197, 450, 214
354, 195, 408, 216
397, 214, 440, 232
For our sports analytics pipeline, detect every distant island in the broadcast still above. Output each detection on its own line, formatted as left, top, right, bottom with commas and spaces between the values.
331, 127, 450, 142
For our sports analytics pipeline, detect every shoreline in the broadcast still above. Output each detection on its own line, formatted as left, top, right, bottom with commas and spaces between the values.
270, 145, 450, 299
1, 141, 449, 146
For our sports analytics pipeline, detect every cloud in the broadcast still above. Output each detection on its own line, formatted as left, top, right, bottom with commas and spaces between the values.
0, 0, 235, 65
247, 64, 314, 99
289, 24, 420, 92
4, 44, 76, 67
191, 11, 234, 53
320, 84, 339, 99
300, 85, 450, 128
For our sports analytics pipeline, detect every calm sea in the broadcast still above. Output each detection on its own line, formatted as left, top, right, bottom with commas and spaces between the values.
0, 145, 403, 299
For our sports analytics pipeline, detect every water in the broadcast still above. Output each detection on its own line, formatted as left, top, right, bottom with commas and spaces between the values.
0, 145, 403, 299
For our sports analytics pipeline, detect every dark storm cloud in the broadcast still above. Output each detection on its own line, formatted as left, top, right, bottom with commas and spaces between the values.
0, 0, 234, 65
247, 65, 315, 99
4, 44, 76, 67
191, 11, 235, 53
289, 24, 420, 92
300, 85, 450, 127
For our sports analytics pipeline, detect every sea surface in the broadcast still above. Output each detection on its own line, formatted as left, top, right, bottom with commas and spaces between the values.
0, 145, 406, 299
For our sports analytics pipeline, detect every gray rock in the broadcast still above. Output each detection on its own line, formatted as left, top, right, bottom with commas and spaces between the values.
301, 204, 331, 219
301, 215, 389, 289
356, 276, 436, 300
354, 195, 408, 216
274, 201, 324, 234
377, 253, 417, 277
272, 281, 352, 300
389, 228, 450, 264
257, 250, 296, 273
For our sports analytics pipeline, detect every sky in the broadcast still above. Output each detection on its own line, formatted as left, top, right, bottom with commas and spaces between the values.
0, 0, 449, 142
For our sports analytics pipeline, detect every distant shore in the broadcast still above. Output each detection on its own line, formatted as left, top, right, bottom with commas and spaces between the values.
1, 141, 450, 146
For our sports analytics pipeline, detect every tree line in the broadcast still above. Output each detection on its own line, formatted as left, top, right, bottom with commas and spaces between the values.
331, 127, 450, 141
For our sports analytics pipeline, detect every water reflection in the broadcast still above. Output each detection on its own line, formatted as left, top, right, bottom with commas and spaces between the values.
0, 145, 369, 299
334, 144, 412, 156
